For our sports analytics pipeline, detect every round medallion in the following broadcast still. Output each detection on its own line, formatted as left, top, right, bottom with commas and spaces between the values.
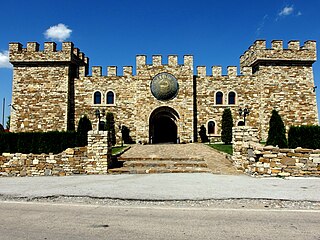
150, 73, 179, 101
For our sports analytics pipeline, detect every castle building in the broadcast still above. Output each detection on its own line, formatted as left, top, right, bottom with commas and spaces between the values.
9, 40, 319, 143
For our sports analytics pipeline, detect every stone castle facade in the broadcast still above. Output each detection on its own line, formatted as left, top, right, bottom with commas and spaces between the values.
9, 40, 319, 143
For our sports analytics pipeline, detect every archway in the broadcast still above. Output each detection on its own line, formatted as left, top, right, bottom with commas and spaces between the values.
149, 107, 179, 144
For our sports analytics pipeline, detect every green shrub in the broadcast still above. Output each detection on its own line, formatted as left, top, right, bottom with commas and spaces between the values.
121, 125, 134, 144
199, 125, 209, 143
106, 112, 116, 146
221, 108, 233, 144
288, 125, 320, 149
76, 115, 92, 146
0, 131, 78, 154
266, 110, 287, 148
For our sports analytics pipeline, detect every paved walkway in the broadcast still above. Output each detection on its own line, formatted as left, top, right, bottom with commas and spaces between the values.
120, 143, 240, 175
1, 174, 320, 201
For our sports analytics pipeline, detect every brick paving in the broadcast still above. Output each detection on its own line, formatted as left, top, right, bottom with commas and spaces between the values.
113, 143, 241, 175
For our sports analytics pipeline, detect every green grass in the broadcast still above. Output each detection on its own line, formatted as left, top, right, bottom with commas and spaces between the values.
112, 145, 128, 155
207, 143, 233, 155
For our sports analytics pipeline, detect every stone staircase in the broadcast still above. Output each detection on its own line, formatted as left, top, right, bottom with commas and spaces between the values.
109, 156, 211, 174
108, 143, 240, 175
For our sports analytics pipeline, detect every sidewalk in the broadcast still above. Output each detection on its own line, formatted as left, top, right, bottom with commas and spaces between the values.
0, 173, 319, 201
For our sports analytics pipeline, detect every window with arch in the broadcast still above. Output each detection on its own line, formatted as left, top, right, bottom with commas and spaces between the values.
228, 91, 236, 105
215, 91, 223, 105
93, 91, 101, 104
207, 121, 216, 135
106, 91, 115, 105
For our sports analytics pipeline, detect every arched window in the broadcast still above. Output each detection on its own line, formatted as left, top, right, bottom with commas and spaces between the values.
106, 91, 115, 104
94, 91, 101, 104
216, 91, 223, 105
228, 91, 236, 105
207, 121, 215, 135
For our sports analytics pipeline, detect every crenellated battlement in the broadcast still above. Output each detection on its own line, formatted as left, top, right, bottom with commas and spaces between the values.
136, 55, 193, 68
196, 65, 253, 77
240, 39, 317, 70
9, 42, 89, 66
79, 65, 134, 77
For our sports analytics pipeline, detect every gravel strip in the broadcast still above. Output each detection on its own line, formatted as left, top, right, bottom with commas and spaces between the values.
1, 195, 319, 210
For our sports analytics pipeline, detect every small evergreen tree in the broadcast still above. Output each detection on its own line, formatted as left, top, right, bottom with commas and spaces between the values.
121, 125, 134, 144
199, 125, 209, 143
221, 108, 233, 144
266, 110, 287, 148
0, 124, 4, 132
106, 112, 116, 146
76, 115, 92, 146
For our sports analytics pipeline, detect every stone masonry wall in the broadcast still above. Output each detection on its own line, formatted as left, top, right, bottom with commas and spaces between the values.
0, 147, 87, 177
196, 67, 263, 140
197, 40, 318, 141
232, 126, 320, 177
0, 131, 111, 177
75, 55, 194, 144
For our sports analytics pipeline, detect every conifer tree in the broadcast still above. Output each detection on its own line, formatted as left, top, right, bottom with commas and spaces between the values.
106, 112, 116, 146
221, 108, 233, 144
199, 125, 209, 143
76, 115, 92, 146
266, 110, 287, 148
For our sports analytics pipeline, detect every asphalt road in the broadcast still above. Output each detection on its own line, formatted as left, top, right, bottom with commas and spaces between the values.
1, 174, 320, 201
1, 201, 319, 240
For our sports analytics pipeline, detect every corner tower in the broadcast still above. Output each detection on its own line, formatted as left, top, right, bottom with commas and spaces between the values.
240, 40, 318, 139
9, 42, 89, 132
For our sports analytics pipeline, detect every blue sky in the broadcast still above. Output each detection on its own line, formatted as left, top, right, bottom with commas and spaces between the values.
1, 0, 320, 126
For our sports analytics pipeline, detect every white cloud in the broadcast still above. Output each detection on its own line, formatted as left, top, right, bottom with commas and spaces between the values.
0, 51, 12, 69
279, 6, 294, 16
44, 23, 72, 42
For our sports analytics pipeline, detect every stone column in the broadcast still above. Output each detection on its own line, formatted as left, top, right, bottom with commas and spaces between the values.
86, 131, 109, 174
232, 126, 259, 170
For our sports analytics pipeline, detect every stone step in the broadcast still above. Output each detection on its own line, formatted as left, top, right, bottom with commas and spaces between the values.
123, 160, 208, 168
118, 157, 205, 162
108, 167, 212, 174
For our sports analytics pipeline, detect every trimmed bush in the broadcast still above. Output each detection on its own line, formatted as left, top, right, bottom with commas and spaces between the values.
121, 125, 134, 144
199, 125, 209, 143
288, 125, 320, 149
77, 115, 92, 146
221, 108, 233, 144
0, 131, 77, 154
106, 112, 116, 146
266, 110, 287, 148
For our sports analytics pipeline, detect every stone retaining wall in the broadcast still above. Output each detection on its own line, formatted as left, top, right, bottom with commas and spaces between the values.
0, 131, 110, 177
232, 126, 320, 177
0, 147, 87, 177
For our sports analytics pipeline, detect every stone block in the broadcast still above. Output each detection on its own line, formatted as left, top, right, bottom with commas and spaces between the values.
312, 158, 320, 164
281, 157, 296, 166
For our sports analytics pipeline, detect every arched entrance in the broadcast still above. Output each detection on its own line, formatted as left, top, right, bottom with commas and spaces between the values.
149, 107, 179, 144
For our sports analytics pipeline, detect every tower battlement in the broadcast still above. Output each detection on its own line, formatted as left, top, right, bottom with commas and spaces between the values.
9, 42, 89, 66
240, 40, 316, 70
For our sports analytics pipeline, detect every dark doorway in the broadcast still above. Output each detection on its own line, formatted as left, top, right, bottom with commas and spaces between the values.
149, 107, 179, 144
